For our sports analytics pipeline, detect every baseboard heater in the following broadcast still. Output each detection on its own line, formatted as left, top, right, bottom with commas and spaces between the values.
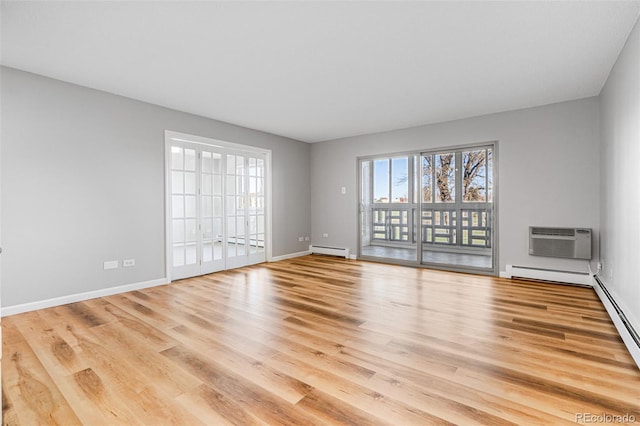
506, 264, 593, 286
593, 276, 640, 368
309, 245, 350, 259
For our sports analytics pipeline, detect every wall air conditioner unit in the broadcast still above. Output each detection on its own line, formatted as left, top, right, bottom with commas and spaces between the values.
529, 227, 591, 260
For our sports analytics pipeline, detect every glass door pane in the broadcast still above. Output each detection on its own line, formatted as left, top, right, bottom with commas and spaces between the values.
359, 156, 417, 262
248, 157, 265, 256
420, 147, 494, 272
200, 149, 224, 274
170, 145, 200, 279
434, 153, 455, 203
226, 155, 240, 259
226, 152, 266, 269
359, 160, 372, 254
461, 148, 492, 251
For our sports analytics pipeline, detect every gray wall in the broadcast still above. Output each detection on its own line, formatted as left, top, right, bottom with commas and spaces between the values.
1, 67, 311, 307
0, 64, 613, 311
599, 17, 640, 332
310, 97, 600, 275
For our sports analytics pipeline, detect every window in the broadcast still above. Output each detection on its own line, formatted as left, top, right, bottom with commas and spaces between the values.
373, 156, 411, 203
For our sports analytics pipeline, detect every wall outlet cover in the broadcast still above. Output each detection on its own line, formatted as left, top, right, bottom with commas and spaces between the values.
104, 260, 118, 270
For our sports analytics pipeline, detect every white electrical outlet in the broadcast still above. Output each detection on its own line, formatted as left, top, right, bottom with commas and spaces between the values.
298, 237, 304, 242
103, 260, 118, 270
323, 233, 329, 238
341, 187, 346, 195
123, 259, 136, 267
304, 236, 310, 241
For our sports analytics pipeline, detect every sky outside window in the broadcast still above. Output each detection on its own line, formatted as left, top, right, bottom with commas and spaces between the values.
391, 157, 408, 202
374, 157, 408, 203
373, 159, 389, 202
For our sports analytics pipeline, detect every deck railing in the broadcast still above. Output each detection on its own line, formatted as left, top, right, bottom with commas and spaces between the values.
371, 205, 491, 248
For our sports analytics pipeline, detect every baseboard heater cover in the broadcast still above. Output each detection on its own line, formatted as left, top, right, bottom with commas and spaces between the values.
309, 245, 350, 259
506, 264, 593, 286
594, 276, 640, 368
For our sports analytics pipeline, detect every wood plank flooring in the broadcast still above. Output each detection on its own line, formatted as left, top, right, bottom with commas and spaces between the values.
3, 255, 640, 425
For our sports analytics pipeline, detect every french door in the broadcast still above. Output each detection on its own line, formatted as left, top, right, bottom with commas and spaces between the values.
168, 139, 266, 280
224, 149, 266, 270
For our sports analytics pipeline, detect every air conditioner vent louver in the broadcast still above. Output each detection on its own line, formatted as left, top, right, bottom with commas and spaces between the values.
529, 227, 591, 260
531, 227, 575, 237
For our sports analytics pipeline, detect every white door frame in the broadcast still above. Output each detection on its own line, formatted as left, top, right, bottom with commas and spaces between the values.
164, 130, 272, 281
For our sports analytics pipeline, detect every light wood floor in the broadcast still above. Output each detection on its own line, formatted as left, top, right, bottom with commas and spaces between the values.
3, 255, 640, 425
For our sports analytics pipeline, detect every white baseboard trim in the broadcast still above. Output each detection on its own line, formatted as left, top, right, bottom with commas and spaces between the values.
349, 254, 357, 260
1, 277, 169, 317
593, 277, 640, 369
269, 250, 311, 262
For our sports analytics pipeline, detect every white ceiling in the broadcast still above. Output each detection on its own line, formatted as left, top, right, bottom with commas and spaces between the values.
2, 1, 639, 143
